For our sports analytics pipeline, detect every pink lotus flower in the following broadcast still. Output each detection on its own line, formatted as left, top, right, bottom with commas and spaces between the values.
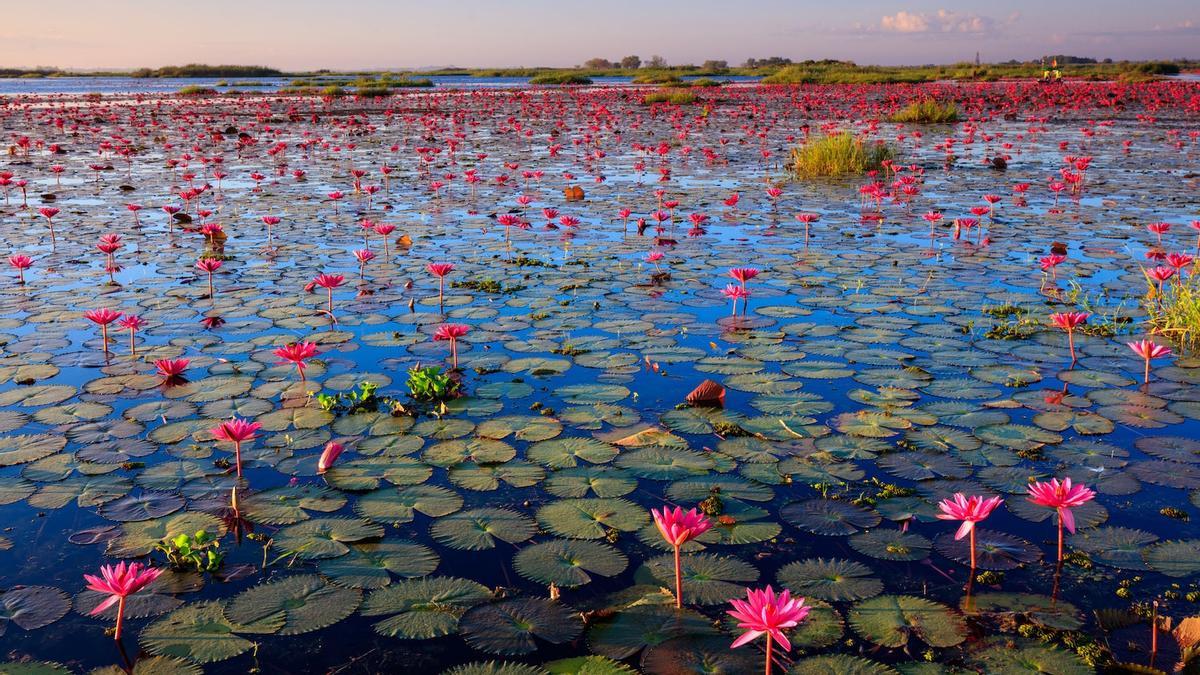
434, 324, 470, 369
936, 493, 1004, 569
116, 314, 147, 355
1048, 312, 1089, 364
154, 358, 189, 380
84, 561, 162, 641
312, 273, 345, 317
274, 341, 319, 381
427, 263, 454, 307
1027, 477, 1096, 563
1128, 339, 1172, 385
318, 441, 344, 474
728, 586, 810, 675
210, 417, 262, 477
196, 258, 222, 298
84, 308, 122, 355
722, 284, 750, 316
651, 506, 712, 608
8, 254, 32, 284
728, 268, 759, 288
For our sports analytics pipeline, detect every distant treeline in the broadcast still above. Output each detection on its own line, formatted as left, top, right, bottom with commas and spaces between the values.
129, 64, 283, 78
0, 59, 1194, 83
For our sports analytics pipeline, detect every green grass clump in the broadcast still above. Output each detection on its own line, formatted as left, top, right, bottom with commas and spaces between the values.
789, 133, 894, 178
1144, 275, 1200, 352
632, 72, 682, 85
356, 85, 392, 98
642, 89, 696, 105
176, 86, 218, 96
529, 73, 592, 85
889, 99, 959, 123
322, 85, 347, 98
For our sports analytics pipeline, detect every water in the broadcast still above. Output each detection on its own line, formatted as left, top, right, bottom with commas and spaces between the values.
0, 81, 1197, 673
0, 75, 763, 95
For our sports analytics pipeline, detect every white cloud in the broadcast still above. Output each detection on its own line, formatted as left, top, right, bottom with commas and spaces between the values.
880, 9, 995, 34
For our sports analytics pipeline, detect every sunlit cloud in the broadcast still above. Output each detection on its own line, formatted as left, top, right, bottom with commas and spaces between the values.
879, 10, 996, 35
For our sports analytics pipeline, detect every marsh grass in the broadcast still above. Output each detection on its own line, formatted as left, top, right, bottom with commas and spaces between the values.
176, 86, 218, 97
889, 99, 959, 123
529, 73, 592, 85
1144, 274, 1200, 352
789, 133, 894, 178
642, 89, 697, 105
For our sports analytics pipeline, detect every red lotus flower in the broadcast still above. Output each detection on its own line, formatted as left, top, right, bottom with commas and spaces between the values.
728, 586, 810, 674
1128, 339, 1171, 385
651, 506, 712, 608
728, 268, 759, 288
84, 308, 122, 355
434, 324, 470, 369
84, 561, 162, 641
1027, 477, 1096, 563
210, 417, 262, 477
114, 314, 146, 354
274, 341, 319, 381
427, 263, 454, 307
195, 258, 222, 298
8, 254, 32, 284
318, 441, 344, 474
1048, 312, 1089, 364
313, 274, 345, 317
936, 493, 1004, 569
154, 358, 189, 380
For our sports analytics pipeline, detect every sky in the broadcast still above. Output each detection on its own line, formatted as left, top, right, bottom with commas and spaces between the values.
2, 0, 1197, 70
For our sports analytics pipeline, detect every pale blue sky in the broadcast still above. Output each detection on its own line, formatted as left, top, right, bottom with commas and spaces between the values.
3, 0, 1196, 70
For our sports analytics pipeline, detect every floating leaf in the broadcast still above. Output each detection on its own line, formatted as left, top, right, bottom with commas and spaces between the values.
777, 558, 883, 602
849, 595, 966, 649
431, 509, 537, 550
361, 576, 492, 639
513, 539, 628, 587
461, 598, 583, 655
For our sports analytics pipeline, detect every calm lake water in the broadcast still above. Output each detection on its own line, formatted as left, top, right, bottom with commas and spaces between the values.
0, 81, 1198, 674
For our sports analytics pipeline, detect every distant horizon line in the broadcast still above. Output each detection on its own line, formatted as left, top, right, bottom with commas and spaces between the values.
4, 56, 1198, 74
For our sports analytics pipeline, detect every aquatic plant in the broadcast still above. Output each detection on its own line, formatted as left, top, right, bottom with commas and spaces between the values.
209, 417, 262, 477
273, 341, 319, 382
427, 263, 454, 308
8, 254, 32, 284
155, 530, 224, 573
1049, 312, 1089, 364
318, 441, 344, 474
1127, 339, 1172, 385
195, 258, 222, 299
1027, 478, 1096, 564
154, 358, 189, 382
651, 506, 712, 609
312, 273, 346, 318
789, 133, 893, 178
433, 324, 470, 370
84, 561, 162, 641
889, 99, 960, 123
727, 586, 810, 675
83, 308, 122, 356
936, 493, 1004, 570
406, 365, 460, 402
